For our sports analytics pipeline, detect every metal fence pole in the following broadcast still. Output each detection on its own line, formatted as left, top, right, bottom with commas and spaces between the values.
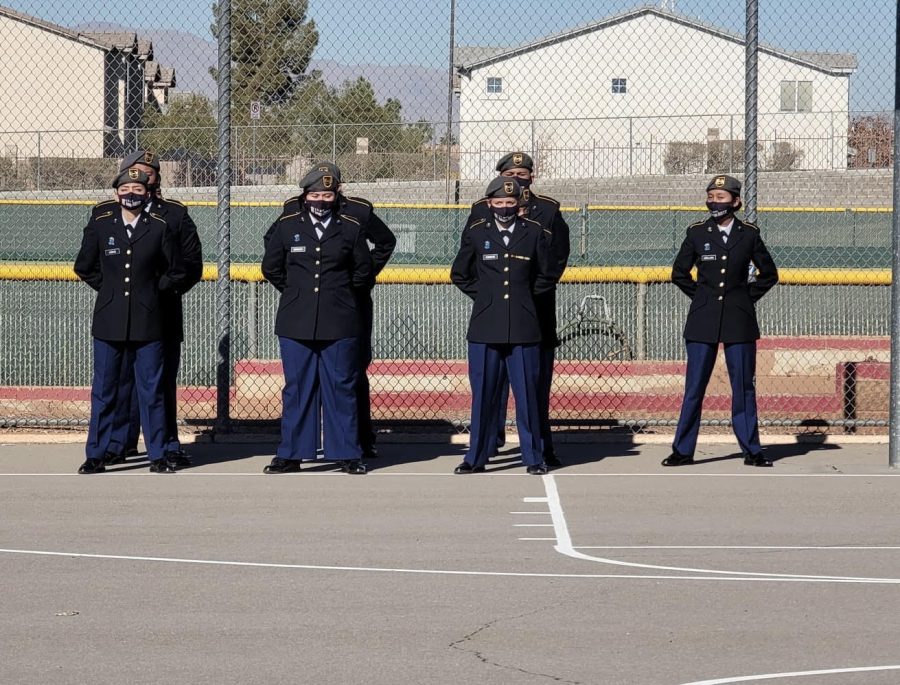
215, 0, 232, 434
35, 131, 41, 191
444, 0, 456, 204
744, 0, 759, 224
889, 0, 900, 468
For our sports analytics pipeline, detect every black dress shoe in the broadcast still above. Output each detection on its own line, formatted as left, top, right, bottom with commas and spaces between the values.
102, 451, 126, 466
148, 459, 175, 473
263, 458, 301, 474
341, 460, 367, 474
124, 448, 140, 458
165, 451, 192, 470
661, 452, 694, 467
744, 453, 773, 467
526, 463, 549, 475
544, 452, 562, 468
78, 458, 106, 474
453, 462, 485, 474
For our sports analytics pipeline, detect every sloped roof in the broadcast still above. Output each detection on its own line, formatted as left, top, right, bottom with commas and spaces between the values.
80, 31, 137, 52
457, 6, 857, 77
157, 67, 176, 88
137, 37, 153, 59
0, 4, 111, 51
143, 60, 161, 81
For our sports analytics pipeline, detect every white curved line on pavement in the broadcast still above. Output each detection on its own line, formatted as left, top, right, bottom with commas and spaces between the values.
542, 475, 900, 583
1, 547, 899, 584
678, 664, 900, 684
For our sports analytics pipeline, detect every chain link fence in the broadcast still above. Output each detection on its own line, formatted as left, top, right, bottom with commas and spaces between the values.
0, 0, 894, 437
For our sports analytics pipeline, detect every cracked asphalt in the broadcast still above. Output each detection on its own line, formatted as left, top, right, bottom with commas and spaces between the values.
0, 439, 898, 685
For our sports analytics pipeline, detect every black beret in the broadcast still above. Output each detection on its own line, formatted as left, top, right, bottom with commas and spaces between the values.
119, 150, 160, 173
485, 176, 522, 199
495, 151, 534, 173
299, 167, 340, 193
306, 161, 342, 185
706, 174, 741, 196
112, 168, 151, 189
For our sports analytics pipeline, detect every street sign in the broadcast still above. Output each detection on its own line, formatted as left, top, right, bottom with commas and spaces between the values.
250, 101, 261, 120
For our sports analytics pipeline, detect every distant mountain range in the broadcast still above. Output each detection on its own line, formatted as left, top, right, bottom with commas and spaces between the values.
76, 23, 452, 124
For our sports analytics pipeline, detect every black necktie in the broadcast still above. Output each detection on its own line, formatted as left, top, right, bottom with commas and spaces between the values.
314, 222, 325, 239
499, 229, 511, 245
720, 230, 728, 243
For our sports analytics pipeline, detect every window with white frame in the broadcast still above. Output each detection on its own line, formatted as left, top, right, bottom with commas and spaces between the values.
486, 77, 503, 94
780, 80, 813, 112
612, 78, 627, 94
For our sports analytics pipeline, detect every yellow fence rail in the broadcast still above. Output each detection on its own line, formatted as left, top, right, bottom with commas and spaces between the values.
0, 262, 890, 286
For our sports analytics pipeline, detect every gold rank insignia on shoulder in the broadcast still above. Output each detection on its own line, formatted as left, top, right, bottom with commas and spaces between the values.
323, 175, 333, 189
128, 168, 139, 180
503, 180, 514, 194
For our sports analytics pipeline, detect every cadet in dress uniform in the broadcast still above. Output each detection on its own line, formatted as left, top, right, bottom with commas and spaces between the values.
269, 162, 396, 460
664, 175, 779, 468
451, 177, 555, 475
261, 168, 374, 474
74, 169, 186, 474
102, 150, 204, 469
465, 152, 570, 467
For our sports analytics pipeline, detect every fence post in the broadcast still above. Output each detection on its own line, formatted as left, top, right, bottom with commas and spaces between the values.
444, 0, 456, 203
888, 0, 900, 468
635, 282, 647, 360
215, 0, 232, 434
579, 203, 588, 258
248, 280, 259, 359
36, 131, 41, 191
628, 117, 633, 176
744, 0, 759, 224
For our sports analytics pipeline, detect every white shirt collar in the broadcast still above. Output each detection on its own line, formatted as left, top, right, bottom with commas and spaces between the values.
718, 217, 735, 234
309, 213, 331, 229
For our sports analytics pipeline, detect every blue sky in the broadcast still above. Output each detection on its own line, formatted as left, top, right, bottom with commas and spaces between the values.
7, 0, 894, 109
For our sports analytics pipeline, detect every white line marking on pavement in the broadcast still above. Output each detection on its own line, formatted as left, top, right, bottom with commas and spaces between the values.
523, 496, 549, 501
1, 547, 899, 584
541, 475, 900, 583
575, 546, 900, 551
678, 664, 900, 684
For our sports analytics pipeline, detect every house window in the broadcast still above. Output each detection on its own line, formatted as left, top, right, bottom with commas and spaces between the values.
612, 78, 627, 94
780, 80, 813, 112
486, 77, 503, 94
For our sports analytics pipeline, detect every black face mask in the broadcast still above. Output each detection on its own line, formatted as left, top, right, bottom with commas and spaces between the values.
118, 192, 149, 210
512, 177, 532, 190
305, 198, 334, 220
492, 206, 519, 224
706, 201, 736, 219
